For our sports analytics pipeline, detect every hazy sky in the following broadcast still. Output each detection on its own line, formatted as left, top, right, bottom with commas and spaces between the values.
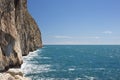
28, 0, 120, 45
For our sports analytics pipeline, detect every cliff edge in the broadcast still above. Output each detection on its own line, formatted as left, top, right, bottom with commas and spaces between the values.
0, 0, 42, 73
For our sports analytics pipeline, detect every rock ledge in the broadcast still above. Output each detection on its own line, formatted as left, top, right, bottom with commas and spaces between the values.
0, 69, 30, 80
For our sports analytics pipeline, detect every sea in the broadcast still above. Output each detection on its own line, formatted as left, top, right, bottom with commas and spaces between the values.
21, 45, 120, 80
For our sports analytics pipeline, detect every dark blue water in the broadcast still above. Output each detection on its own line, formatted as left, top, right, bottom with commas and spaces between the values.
21, 45, 120, 80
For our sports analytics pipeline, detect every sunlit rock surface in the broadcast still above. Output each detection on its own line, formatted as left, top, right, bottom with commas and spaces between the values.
0, 0, 42, 76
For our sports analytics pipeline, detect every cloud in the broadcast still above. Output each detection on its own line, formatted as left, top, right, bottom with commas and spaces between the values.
53, 41, 81, 45
94, 36, 100, 39
103, 31, 112, 34
54, 36, 72, 39
76, 36, 101, 39
53, 36, 101, 39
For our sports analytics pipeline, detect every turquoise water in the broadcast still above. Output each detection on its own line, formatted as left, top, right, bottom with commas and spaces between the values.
22, 45, 120, 80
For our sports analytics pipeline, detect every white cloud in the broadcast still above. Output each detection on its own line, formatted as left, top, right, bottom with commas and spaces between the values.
103, 31, 113, 34
54, 36, 72, 39
94, 36, 101, 39
53, 36, 101, 39
75, 36, 101, 39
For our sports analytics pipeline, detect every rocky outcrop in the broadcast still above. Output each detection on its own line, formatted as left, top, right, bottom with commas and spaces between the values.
15, 0, 42, 56
0, 69, 30, 80
0, 0, 42, 73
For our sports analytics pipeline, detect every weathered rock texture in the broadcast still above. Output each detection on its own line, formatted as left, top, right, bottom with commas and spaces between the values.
0, 69, 30, 80
0, 0, 42, 72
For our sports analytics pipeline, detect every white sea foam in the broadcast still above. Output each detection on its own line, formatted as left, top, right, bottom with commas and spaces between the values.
22, 62, 52, 75
22, 49, 41, 60
68, 68, 75, 71
77, 68, 105, 71
95, 68, 105, 71
84, 76, 96, 80
34, 78, 70, 80
75, 78, 82, 80
40, 57, 51, 59
68, 66, 76, 71
21, 49, 51, 75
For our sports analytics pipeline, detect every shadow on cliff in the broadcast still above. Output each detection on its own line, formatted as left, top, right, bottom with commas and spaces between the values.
0, 30, 21, 72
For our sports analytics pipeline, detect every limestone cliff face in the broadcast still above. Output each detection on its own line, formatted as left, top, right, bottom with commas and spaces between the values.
0, 0, 42, 72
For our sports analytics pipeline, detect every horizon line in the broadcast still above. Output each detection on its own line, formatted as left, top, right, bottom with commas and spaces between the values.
43, 44, 120, 45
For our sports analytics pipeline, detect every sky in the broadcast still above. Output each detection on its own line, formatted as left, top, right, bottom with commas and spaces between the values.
28, 0, 120, 45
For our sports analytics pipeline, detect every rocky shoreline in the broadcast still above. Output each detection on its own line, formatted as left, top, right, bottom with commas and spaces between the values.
0, 69, 30, 80
0, 0, 42, 79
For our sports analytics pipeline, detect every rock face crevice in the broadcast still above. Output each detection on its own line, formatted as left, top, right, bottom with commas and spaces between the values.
0, 0, 42, 72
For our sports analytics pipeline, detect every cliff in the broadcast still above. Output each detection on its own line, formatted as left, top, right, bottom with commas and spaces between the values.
0, 0, 42, 73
